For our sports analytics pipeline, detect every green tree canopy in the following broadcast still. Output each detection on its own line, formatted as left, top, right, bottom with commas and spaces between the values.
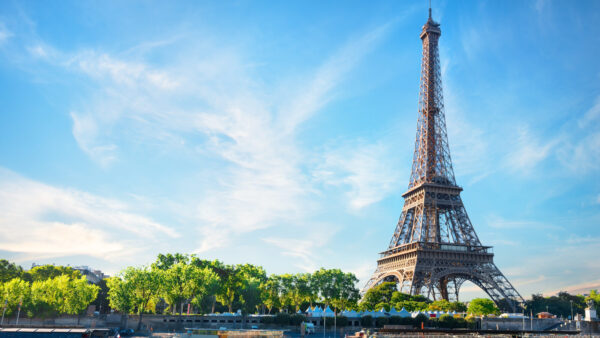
360, 282, 397, 311
467, 298, 499, 316
0, 259, 23, 283
23, 265, 81, 282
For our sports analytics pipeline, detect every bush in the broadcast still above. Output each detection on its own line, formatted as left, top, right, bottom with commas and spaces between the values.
274, 313, 291, 325
454, 317, 466, 328
375, 316, 389, 327
466, 316, 478, 329
290, 314, 306, 325
437, 314, 455, 328
261, 315, 275, 324
336, 316, 348, 327
360, 315, 373, 327
388, 316, 414, 325
414, 313, 429, 327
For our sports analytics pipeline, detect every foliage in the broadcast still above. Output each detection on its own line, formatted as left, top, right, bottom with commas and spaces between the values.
335, 315, 348, 327
375, 316, 389, 327
360, 282, 396, 311
525, 292, 586, 318
360, 315, 373, 327
29, 276, 98, 316
0, 278, 30, 315
0, 255, 362, 319
0, 259, 24, 283
361, 286, 432, 312
23, 265, 81, 282
413, 313, 429, 326
427, 300, 467, 312
587, 290, 600, 307
107, 276, 134, 313
467, 298, 499, 316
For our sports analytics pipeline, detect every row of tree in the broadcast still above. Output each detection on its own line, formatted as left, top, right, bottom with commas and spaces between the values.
359, 282, 500, 315
0, 269, 98, 318
104, 254, 360, 329
2, 257, 599, 323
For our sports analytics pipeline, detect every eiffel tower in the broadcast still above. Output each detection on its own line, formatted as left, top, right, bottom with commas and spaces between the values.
362, 8, 524, 312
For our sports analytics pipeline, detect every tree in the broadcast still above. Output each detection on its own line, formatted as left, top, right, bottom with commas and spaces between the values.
525, 292, 586, 318
0, 260, 23, 283
187, 266, 220, 314
0, 278, 30, 316
427, 300, 466, 312
151, 253, 190, 271
261, 275, 281, 314
395, 300, 428, 312
239, 277, 262, 315
30, 279, 57, 318
160, 262, 191, 314
330, 272, 359, 312
467, 298, 499, 316
23, 265, 81, 282
107, 276, 134, 314
56, 275, 99, 315
119, 267, 160, 330
587, 290, 600, 307
360, 282, 396, 311
216, 265, 242, 313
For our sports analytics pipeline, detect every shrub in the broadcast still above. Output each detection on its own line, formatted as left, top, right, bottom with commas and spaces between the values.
437, 314, 455, 328
454, 317, 466, 328
360, 315, 373, 327
414, 313, 429, 327
290, 314, 306, 325
261, 315, 275, 324
335, 316, 348, 327
466, 316, 478, 329
388, 316, 414, 325
274, 313, 291, 325
388, 316, 402, 325
375, 316, 389, 327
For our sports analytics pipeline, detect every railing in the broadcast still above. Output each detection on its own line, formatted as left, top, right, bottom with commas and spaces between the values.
381, 242, 492, 257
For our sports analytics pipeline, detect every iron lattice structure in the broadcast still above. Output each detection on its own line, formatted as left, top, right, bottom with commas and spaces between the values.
362, 10, 524, 312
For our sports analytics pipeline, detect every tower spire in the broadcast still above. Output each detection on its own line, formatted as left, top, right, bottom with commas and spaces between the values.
429, 0, 432, 19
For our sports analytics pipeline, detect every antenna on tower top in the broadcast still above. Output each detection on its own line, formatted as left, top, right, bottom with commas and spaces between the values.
429, 0, 432, 19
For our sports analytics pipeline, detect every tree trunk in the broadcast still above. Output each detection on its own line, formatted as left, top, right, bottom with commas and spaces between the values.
137, 311, 143, 331
211, 296, 216, 314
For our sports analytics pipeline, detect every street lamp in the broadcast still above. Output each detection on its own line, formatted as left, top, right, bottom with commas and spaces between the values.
570, 300, 573, 320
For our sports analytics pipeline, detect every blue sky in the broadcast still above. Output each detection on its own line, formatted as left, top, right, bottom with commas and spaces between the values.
0, 0, 599, 300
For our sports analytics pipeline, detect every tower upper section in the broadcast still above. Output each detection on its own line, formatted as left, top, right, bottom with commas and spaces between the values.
408, 10, 456, 190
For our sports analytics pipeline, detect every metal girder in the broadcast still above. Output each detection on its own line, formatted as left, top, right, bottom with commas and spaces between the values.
363, 11, 524, 313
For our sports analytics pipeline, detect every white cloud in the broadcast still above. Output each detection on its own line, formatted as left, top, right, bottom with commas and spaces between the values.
0, 23, 12, 46
315, 140, 403, 210
70, 111, 118, 167
43, 23, 394, 254
0, 168, 178, 261
485, 214, 563, 231
504, 125, 559, 175
444, 89, 493, 183
578, 96, 600, 128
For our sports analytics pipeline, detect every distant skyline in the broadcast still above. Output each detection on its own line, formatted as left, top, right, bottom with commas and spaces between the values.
0, 0, 599, 300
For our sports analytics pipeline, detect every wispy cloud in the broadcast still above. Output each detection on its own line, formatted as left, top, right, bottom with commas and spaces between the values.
315, 140, 403, 210
0, 168, 177, 261
0, 22, 12, 46
262, 223, 339, 272
485, 214, 563, 231
503, 125, 559, 175
27, 22, 395, 254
